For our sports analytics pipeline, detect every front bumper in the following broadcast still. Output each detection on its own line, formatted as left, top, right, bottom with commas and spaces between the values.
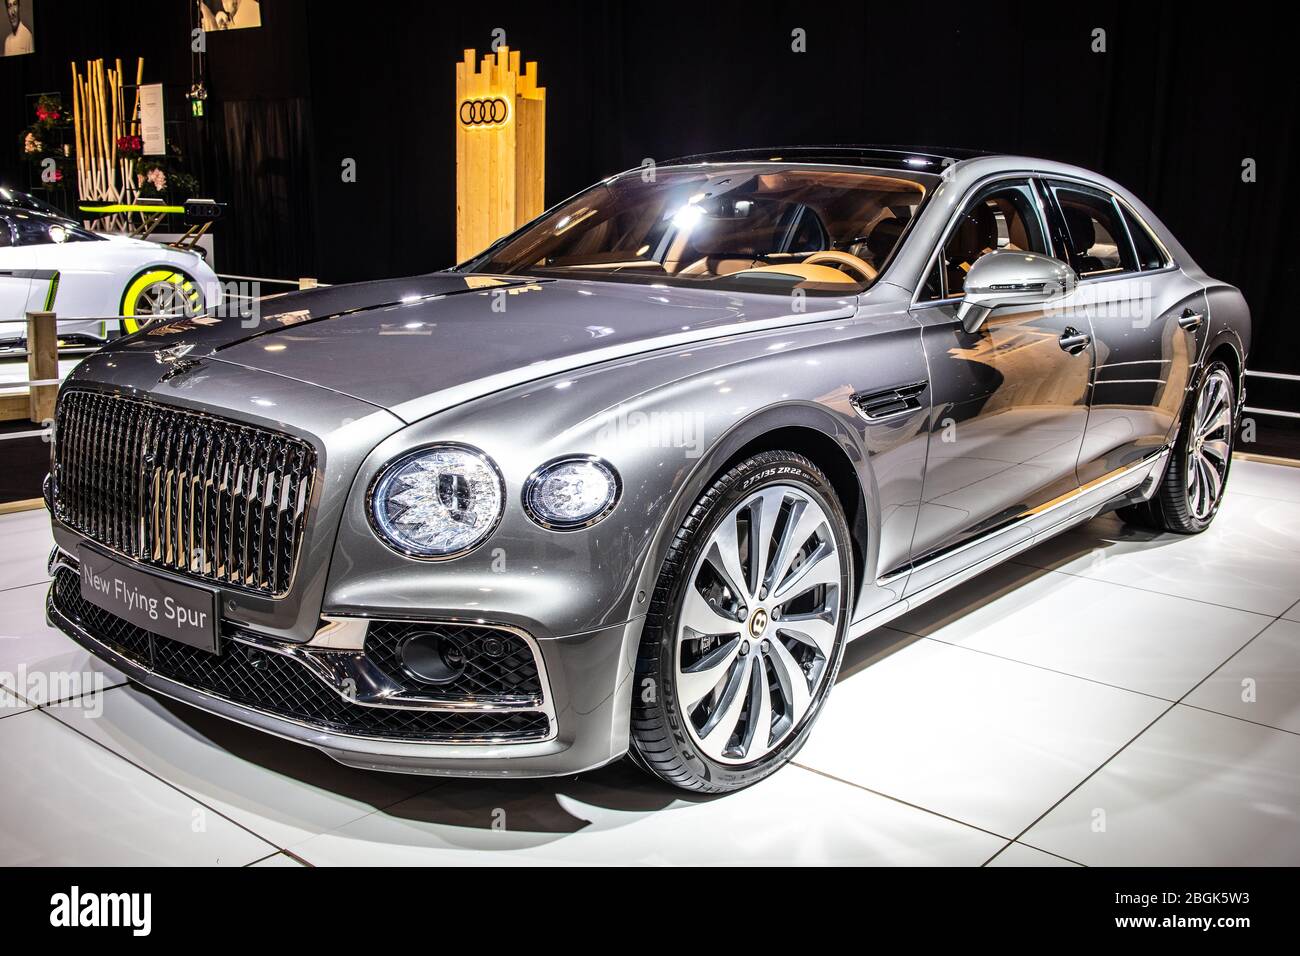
47, 549, 643, 778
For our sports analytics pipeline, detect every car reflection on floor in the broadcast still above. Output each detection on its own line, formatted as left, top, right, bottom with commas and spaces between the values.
1, 458, 1298, 866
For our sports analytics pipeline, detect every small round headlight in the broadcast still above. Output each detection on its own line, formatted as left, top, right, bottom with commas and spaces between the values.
524, 457, 620, 530
370, 445, 503, 559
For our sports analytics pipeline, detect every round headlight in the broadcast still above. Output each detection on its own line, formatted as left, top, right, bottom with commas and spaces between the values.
524, 457, 620, 529
370, 445, 503, 559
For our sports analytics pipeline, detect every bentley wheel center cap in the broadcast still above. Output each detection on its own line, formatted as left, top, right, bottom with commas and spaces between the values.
749, 607, 769, 638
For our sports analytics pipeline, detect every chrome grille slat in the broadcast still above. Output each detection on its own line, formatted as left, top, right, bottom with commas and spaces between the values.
53, 390, 316, 598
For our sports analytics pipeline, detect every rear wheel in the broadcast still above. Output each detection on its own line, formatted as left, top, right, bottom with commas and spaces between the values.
1119, 360, 1235, 534
630, 450, 852, 792
120, 269, 204, 334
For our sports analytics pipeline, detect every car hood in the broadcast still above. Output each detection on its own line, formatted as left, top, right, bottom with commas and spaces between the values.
104, 272, 856, 422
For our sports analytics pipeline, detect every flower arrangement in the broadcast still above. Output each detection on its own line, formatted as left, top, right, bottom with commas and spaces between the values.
33, 95, 65, 129
134, 145, 199, 200
116, 134, 143, 158
35, 105, 60, 124
20, 95, 71, 170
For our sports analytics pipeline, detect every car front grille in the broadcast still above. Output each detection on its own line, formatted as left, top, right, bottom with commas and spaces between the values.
51, 569, 550, 743
53, 388, 315, 597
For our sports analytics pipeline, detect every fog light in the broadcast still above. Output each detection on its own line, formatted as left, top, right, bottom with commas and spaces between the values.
399, 631, 467, 684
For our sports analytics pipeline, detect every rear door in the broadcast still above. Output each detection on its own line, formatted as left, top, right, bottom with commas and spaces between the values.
905, 178, 1095, 594
1043, 180, 1207, 483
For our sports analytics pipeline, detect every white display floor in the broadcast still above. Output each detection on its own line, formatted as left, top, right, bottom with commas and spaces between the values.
2, 458, 1298, 866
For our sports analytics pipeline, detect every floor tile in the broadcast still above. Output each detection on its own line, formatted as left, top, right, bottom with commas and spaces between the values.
0, 580, 125, 704
249, 852, 308, 867
985, 842, 1081, 867
1229, 458, 1300, 504
0, 710, 275, 865
1, 684, 32, 717
48, 684, 438, 850
798, 635, 1169, 836
892, 561, 1269, 699
1183, 619, 1300, 734
1016, 494, 1300, 616
1283, 599, 1300, 624
0, 509, 54, 592
1022, 704, 1300, 866
290, 762, 1005, 866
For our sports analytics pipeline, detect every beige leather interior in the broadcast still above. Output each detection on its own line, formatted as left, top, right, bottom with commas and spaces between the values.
728, 263, 863, 285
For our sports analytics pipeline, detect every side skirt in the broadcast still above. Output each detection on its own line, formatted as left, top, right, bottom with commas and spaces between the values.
849, 448, 1170, 642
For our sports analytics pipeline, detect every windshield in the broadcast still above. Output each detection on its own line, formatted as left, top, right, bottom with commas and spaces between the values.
466, 165, 933, 295
9, 212, 102, 245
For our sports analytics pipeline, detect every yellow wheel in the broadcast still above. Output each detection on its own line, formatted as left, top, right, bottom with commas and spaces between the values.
120, 269, 204, 334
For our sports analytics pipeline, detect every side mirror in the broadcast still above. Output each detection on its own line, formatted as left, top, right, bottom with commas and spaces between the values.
954, 250, 1078, 333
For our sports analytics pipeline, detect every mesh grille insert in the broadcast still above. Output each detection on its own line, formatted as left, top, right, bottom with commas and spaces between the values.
51, 569, 550, 743
364, 620, 543, 702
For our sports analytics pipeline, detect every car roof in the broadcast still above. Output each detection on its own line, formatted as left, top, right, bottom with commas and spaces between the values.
663, 144, 992, 173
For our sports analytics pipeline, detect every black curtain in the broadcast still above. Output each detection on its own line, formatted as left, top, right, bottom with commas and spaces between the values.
3, 0, 1297, 381
210, 98, 316, 280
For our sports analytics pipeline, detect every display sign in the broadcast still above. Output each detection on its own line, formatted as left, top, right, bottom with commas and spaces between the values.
455, 47, 546, 262
139, 83, 166, 156
78, 546, 219, 653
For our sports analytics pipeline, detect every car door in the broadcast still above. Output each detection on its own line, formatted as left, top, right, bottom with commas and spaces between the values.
904, 178, 1095, 595
1043, 180, 1208, 483
0, 214, 36, 325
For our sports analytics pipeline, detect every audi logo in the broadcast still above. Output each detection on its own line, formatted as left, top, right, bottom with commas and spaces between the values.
459, 97, 510, 127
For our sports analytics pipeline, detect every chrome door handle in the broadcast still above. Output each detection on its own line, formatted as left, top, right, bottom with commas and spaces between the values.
1058, 327, 1091, 355
1178, 309, 1205, 331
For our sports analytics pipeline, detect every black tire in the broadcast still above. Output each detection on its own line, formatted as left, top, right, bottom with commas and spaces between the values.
630, 450, 853, 792
1118, 359, 1236, 534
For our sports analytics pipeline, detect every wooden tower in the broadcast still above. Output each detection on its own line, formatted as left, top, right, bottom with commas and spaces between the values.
455, 47, 546, 263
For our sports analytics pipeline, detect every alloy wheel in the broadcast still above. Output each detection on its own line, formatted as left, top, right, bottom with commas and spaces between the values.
1185, 367, 1234, 521
673, 484, 843, 765
134, 278, 199, 319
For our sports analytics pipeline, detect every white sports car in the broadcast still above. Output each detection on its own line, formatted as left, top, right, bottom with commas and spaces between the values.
0, 203, 219, 347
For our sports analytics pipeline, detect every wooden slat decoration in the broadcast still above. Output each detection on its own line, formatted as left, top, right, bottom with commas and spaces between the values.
455, 47, 546, 263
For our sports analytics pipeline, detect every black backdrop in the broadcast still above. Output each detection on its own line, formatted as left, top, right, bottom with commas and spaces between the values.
2, 0, 1297, 383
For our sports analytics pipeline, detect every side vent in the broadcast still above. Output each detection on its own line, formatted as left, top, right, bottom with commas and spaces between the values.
850, 381, 928, 422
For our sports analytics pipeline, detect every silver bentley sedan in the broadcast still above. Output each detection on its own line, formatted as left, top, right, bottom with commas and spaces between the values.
45, 147, 1250, 792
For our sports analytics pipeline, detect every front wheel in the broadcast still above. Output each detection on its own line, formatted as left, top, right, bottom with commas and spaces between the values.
631, 450, 853, 792
1119, 360, 1236, 534
120, 269, 205, 334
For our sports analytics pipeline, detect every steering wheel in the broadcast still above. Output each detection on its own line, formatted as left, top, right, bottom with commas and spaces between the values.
801, 250, 878, 283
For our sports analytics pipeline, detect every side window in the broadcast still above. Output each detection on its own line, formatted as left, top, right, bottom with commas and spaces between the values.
0, 217, 11, 248
1050, 185, 1137, 277
1120, 203, 1168, 270
928, 181, 1049, 299
920, 257, 943, 300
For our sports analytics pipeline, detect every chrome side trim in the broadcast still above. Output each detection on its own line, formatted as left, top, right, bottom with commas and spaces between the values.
876, 448, 1169, 588
855, 450, 1168, 641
